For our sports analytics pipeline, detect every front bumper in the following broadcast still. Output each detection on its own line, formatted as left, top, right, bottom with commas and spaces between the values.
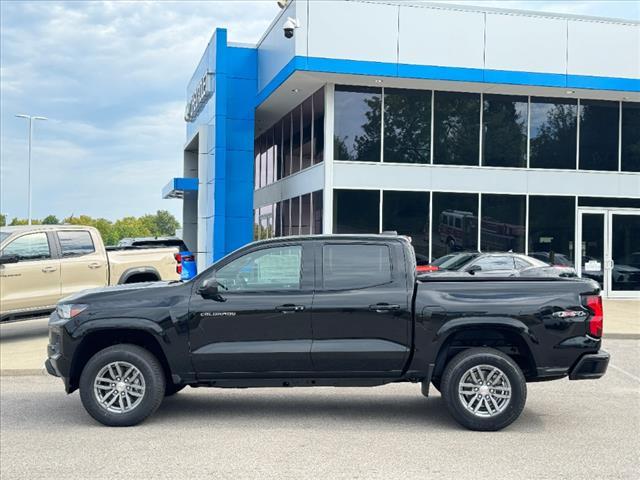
569, 350, 610, 380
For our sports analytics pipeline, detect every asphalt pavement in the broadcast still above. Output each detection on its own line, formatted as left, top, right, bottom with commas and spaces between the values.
1, 339, 638, 480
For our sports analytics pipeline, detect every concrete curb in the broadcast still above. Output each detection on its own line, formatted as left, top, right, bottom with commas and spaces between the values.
0, 368, 46, 377
605, 333, 640, 340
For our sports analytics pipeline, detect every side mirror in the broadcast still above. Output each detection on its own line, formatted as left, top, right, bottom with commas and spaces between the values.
0, 254, 19, 265
467, 264, 482, 275
197, 277, 225, 301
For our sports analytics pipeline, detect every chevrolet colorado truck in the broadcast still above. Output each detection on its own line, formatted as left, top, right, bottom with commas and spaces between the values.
45, 234, 609, 430
0, 225, 181, 321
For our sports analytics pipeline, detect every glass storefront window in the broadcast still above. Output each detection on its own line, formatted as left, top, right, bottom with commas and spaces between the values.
382, 191, 430, 265
313, 88, 325, 164
431, 192, 479, 259
253, 139, 259, 189
333, 189, 380, 233
383, 88, 431, 164
480, 194, 526, 253
275, 201, 282, 237
528, 196, 575, 265
300, 194, 311, 235
482, 94, 527, 168
530, 97, 577, 169
579, 100, 619, 171
282, 198, 290, 237
291, 106, 302, 174
283, 112, 292, 178
312, 190, 323, 234
334, 86, 381, 162
622, 102, 640, 172
433, 91, 480, 166
290, 196, 300, 236
253, 209, 260, 240
274, 121, 283, 181
266, 128, 275, 185
302, 96, 313, 170
259, 135, 267, 188
611, 214, 640, 292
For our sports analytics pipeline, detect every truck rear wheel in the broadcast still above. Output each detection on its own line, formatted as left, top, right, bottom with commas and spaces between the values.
441, 347, 526, 431
79, 344, 166, 427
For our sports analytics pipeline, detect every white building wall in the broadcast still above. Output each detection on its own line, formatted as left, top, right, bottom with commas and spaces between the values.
256, 0, 639, 91
484, 13, 567, 74
567, 21, 640, 79
399, 6, 485, 69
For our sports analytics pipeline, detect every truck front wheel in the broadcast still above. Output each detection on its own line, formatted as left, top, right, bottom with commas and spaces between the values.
441, 347, 527, 431
79, 344, 166, 426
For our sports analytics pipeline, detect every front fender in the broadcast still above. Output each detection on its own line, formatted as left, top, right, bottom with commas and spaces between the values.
70, 316, 166, 341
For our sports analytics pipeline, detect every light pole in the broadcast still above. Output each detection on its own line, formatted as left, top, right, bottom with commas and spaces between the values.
15, 114, 47, 225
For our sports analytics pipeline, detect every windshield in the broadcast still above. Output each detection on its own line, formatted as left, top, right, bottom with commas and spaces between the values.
0, 231, 11, 244
433, 252, 479, 270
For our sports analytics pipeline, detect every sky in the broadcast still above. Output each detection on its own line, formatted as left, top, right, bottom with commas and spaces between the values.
1, 1, 638, 223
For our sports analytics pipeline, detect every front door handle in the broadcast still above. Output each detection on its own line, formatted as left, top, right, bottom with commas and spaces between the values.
276, 304, 305, 313
88, 262, 102, 269
369, 303, 401, 313
42, 266, 57, 273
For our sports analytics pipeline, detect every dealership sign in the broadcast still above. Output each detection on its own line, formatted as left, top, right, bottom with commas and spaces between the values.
184, 72, 214, 122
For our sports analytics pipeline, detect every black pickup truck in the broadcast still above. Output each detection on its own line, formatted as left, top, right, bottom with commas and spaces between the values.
46, 234, 609, 430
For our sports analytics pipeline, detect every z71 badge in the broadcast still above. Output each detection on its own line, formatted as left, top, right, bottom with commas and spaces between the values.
552, 310, 587, 318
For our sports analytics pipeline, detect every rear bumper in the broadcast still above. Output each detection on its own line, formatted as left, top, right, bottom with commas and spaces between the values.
569, 350, 609, 380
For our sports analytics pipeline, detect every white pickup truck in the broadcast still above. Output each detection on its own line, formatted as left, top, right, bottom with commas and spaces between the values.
0, 225, 181, 321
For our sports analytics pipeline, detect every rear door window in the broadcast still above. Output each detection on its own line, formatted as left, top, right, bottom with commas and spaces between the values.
323, 244, 392, 290
57, 231, 96, 257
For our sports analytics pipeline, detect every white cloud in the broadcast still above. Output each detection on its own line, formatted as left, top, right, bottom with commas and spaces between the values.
0, 1, 277, 222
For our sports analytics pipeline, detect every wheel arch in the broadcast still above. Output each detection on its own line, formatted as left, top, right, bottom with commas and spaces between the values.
431, 324, 537, 384
68, 325, 172, 393
118, 267, 161, 284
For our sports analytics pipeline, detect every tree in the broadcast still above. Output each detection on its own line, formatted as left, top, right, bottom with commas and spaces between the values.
9, 218, 41, 225
42, 215, 60, 225
0, 214, 5, 226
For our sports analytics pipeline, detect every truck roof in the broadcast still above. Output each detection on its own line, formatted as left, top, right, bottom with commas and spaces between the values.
0, 224, 94, 234
250, 234, 411, 246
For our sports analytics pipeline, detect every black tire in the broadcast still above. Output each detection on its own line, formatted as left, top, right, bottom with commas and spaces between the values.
441, 347, 527, 431
164, 383, 186, 397
79, 344, 166, 427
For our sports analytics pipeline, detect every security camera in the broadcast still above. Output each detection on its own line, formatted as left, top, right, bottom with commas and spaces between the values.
283, 17, 300, 39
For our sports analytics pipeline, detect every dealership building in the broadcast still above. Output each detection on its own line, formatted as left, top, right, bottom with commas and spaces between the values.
163, 0, 640, 298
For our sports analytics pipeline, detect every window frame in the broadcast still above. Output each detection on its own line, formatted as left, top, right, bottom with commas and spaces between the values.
319, 242, 394, 292
1, 231, 53, 262
196, 242, 312, 295
56, 230, 96, 258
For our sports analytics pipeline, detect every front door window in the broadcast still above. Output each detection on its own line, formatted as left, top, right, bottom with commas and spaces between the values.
216, 245, 302, 292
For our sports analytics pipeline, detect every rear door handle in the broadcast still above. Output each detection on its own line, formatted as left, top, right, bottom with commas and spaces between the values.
276, 304, 305, 313
369, 303, 401, 313
42, 266, 57, 273
88, 262, 102, 269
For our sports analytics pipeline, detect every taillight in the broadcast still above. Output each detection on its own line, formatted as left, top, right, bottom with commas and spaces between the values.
174, 253, 182, 275
584, 295, 603, 338
417, 265, 439, 273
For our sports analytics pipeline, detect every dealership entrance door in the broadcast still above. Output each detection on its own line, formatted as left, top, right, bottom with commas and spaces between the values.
577, 208, 640, 298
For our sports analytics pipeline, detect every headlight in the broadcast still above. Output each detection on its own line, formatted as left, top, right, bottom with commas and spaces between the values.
56, 304, 88, 319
